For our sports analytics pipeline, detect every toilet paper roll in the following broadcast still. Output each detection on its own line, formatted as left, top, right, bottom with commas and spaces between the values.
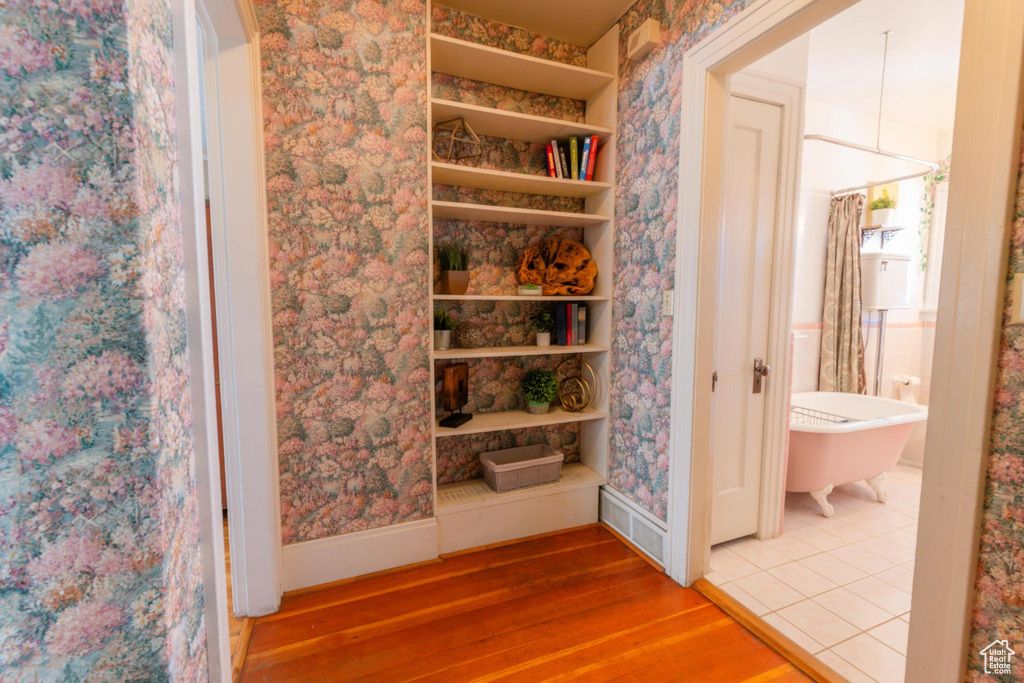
896, 376, 921, 404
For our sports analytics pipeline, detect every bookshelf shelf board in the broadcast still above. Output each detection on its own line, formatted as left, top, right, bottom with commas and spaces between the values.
437, 462, 605, 515
431, 162, 611, 198
430, 34, 614, 100
434, 407, 607, 438
430, 201, 610, 228
433, 294, 609, 302
433, 344, 608, 360
431, 99, 613, 145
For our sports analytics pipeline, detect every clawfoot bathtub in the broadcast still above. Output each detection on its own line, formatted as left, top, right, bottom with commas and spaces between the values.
787, 392, 928, 517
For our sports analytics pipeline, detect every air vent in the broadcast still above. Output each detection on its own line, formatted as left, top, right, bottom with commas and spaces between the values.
600, 488, 666, 567
600, 492, 630, 532
631, 517, 664, 562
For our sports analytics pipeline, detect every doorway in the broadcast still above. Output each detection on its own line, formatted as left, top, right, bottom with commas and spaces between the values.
667, 0, 1024, 680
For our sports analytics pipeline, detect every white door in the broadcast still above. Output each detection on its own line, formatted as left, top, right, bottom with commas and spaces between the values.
710, 95, 783, 546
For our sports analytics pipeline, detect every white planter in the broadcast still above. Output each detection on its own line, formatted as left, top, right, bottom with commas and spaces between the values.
536, 332, 551, 347
872, 208, 896, 226
433, 330, 451, 350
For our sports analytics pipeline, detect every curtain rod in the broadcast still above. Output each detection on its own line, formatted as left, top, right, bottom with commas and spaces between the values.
804, 134, 940, 171
829, 168, 933, 197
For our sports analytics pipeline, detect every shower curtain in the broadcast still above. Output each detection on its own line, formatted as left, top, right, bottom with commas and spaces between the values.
819, 193, 866, 394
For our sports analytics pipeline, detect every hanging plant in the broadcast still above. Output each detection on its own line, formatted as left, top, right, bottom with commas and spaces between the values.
919, 155, 951, 271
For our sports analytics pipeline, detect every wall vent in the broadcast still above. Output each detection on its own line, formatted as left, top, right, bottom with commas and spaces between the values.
599, 488, 666, 566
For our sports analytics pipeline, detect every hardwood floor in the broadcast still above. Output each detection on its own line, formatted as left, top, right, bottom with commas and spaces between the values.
240, 525, 807, 681
225, 514, 255, 681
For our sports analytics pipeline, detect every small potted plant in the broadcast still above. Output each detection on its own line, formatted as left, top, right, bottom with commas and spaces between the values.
869, 190, 897, 225
433, 309, 457, 350
437, 242, 469, 295
530, 310, 555, 347
522, 368, 558, 415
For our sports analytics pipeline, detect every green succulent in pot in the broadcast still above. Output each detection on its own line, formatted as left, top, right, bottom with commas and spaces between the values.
522, 368, 559, 415
437, 242, 470, 295
433, 308, 457, 351
529, 309, 555, 347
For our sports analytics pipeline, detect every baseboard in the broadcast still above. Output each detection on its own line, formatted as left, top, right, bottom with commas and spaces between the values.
599, 486, 667, 566
281, 518, 439, 592
897, 458, 924, 469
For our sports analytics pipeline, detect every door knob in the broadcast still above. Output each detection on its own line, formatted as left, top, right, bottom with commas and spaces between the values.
758, 363, 771, 377
753, 358, 771, 393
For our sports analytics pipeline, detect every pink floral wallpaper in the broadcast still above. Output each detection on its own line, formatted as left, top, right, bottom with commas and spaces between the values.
967, 122, 1024, 680
607, 0, 752, 521
255, 0, 434, 544
0, 0, 207, 677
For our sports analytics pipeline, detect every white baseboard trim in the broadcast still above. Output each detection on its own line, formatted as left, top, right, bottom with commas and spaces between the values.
281, 518, 439, 592
898, 458, 924, 469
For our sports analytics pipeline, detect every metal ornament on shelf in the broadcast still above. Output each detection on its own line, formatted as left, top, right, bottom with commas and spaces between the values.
553, 357, 597, 413
431, 117, 483, 163
453, 322, 484, 349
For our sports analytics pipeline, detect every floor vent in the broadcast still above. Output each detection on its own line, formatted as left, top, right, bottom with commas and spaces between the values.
599, 488, 666, 566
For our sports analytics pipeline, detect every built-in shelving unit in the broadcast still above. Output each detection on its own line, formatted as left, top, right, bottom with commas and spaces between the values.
428, 7, 618, 554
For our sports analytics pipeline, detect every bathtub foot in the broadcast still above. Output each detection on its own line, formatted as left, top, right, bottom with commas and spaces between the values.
809, 484, 835, 517
866, 472, 888, 503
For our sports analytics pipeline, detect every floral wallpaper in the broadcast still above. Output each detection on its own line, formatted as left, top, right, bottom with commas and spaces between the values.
966, 123, 1024, 680
608, 0, 752, 520
0, 0, 207, 678
256, 0, 435, 544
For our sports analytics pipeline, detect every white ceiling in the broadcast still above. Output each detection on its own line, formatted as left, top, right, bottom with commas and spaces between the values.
806, 0, 964, 132
437, 0, 636, 47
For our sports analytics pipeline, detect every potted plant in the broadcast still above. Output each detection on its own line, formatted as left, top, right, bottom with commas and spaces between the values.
530, 310, 554, 347
522, 368, 558, 415
433, 309, 457, 350
869, 190, 897, 225
437, 242, 469, 295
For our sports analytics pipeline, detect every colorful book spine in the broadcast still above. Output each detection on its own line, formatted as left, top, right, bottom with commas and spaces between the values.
558, 145, 570, 182
585, 136, 599, 181
569, 137, 579, 180
565, 303, 573, 346
551, 140, 563, 178
577, 306, 586, 345
571, 303, 579, 345
555, 304, 567, 346
579, 137, 592, 180
545, 143, 556, 178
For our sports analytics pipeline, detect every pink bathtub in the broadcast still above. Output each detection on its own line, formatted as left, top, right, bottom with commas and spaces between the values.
787, 392, 927, 517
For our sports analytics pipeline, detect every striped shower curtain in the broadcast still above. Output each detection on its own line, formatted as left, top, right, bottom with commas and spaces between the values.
819, 193, 866, 394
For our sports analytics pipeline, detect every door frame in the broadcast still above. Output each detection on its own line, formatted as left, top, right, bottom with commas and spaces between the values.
666, 0, 1024, 680
720, 72, 805, 542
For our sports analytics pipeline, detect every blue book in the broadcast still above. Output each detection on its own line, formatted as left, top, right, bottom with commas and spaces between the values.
555, 304, 567, 346
579, 137, 592, 180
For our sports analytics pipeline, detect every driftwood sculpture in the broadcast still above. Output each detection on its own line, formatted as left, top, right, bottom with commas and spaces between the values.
516, 238, 597, 296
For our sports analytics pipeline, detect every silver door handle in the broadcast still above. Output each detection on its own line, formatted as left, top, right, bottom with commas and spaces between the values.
758, 363, 771, 377
753, 358, 771, 393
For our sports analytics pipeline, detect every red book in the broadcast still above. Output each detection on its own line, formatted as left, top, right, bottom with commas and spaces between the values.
565, 303, 573, 345
585, 136, 599, 181
545, 143, 557, 178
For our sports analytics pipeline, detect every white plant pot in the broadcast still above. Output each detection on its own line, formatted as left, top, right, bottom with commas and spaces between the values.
872, 208, 896, 226
433, 330, 451, 350
536, 332, 551, 347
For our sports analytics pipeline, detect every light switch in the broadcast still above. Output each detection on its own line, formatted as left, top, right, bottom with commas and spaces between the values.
1011, 274, 1024, 325
662, 289, 674, 317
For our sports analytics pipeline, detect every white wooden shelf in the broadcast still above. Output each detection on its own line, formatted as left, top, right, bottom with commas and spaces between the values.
435, 407, 607, 437
432, 99, 613, 145
432, 162, 611, 198
431, 200, 610, 228
437, 462, 605, 515
433, 343, 608, 360
433, 293, 609, 302
430, 34, 614, 100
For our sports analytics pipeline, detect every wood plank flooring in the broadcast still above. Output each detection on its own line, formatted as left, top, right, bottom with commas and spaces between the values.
240, 525, 806, 682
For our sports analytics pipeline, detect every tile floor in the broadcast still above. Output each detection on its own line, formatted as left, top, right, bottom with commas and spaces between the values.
707, 464, 922, 683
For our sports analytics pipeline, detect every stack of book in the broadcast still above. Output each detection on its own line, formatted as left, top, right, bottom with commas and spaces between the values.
545, 136, 599, 181
554, 303, 587, 347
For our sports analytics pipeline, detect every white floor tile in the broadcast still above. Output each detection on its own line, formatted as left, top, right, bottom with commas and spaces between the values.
787, 524, 847, 551
875, 564, 915, 593
709, 547, 762, 582
815, 518, 872, 543
703, 571, 726, 585
729, 539, 792, 570
854, 536, 915, 564
879, 528, 917, 551
817, 649, 875, 683
732, 571, 805, 611
828, 544, 898, 574
782, 513, 808, 532
786, 503, 831, 526
762, 534, 819, 560
900, 612, 910, 623
798, 553, 867, 586
769, 561, 838, 597
846, 576, 913, 615
763, 612, 825, 654
718, 582, 770, 616
776, 599, 861, 647
814, 587, 893, 630
870, 618, 910, 655
832, 633, 907, 683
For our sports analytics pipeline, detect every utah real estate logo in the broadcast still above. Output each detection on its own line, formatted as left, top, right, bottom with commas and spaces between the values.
980, 639, 1015, 676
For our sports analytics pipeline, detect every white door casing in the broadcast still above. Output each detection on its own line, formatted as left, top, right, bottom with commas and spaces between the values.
710, 95, 783, 546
